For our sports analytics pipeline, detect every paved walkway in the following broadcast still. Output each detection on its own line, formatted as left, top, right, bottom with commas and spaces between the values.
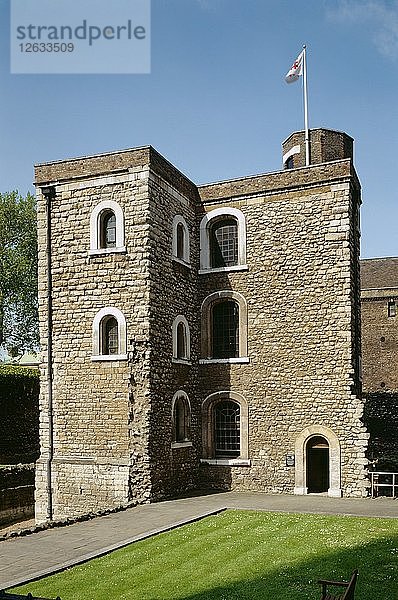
1, 492, 397, 590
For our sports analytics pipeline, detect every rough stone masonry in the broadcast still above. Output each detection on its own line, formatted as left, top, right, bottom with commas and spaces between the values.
34, 128, 369, 522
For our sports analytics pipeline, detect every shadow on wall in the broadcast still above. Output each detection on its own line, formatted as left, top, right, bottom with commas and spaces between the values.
363, 391, 398, 471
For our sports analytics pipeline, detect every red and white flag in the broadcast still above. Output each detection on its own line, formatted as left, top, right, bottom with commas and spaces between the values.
285, 50, 304, 83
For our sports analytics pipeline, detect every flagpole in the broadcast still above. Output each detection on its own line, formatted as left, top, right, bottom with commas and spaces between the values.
302, 44, 310, 166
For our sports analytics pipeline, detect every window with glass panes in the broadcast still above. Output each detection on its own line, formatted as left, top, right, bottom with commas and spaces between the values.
210, 219, 238, 267
101, 211, 116, 248
212, 300, 239, 358
103, 316, 118, 355
215, 400, 240, 457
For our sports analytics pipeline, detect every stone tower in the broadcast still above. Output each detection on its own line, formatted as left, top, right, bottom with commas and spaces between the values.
282, 128, 354, 170
34, 129, 369, 522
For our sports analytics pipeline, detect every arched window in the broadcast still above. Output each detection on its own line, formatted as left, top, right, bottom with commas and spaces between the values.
282, 144, 300, 170
172, 315, 191, 362
212, 300, 239, 359
89, 200, 125, 255
172, 215, 190, 265
100, 211, 116, 249
102, 316, 118, 355
200, 291, 248, 363
214, 400, 240, 458
199, 207, 247, 272
210, 218, 238, 267
172, 391, 191, 445
285, 156, 294, 170
177, 321, 187, 359
92, 307, 127, 361
201, 391, 249, 464
176, 223, 185, 260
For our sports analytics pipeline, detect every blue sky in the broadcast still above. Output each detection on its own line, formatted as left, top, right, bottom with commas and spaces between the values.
0, 0, 397, 258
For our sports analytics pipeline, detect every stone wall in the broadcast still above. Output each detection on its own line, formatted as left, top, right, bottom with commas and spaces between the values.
146, 171, 200, 499
35, 166, 154, 521
197, 166, 367, 497
0, 464, 35, 526
35, 129, 370, 521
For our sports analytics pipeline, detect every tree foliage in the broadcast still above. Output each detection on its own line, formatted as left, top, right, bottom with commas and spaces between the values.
0, 191, 38, 356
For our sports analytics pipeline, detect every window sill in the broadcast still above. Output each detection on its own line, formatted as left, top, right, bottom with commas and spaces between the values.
172, 358, 192, 365
171, 441, 193, 449
198, 264, 248, 275
89, 247, 126, 257
200, 458, 251, 467
172, 257, 191, 269
199, 357, 250, 364
91, 354, 128, 362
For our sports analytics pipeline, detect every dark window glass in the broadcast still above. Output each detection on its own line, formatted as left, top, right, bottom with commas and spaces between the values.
176, 222, 185, 260
210, 219, 238, 267
176, 321, 187, 359
212, 300, 239, 358
215, 400, 240, 458
103, 317, 118, 355
174, 396, 189, 442
388, 301, 396, 317
285, 156, 294, 169
101, 211, 116, 248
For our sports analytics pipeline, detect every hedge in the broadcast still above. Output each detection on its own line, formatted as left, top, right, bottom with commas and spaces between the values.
0, 364, 40, 464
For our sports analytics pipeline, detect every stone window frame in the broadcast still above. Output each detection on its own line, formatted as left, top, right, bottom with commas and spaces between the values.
200, 390, 250, 466
172, 215, 190, 267
200, 290, 249, 364
171, 390, 192, 449
92, 307, 127, 361
294, 425, 342, 498
89, 199, 126, 256
172, 315, 191, 364
199, 207, 247, 274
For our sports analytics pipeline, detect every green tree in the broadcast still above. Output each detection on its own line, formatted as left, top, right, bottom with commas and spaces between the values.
0, 191, 38, 356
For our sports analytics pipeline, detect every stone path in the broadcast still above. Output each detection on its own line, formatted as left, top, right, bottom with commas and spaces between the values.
1, 492, 397, 590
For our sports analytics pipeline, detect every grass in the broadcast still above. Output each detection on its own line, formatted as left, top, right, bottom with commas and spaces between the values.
11, 510, 398, 600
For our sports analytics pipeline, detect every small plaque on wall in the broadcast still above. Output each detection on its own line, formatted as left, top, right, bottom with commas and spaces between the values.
286, 454, 295, 467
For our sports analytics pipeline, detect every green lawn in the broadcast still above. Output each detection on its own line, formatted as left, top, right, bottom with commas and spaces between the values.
12, 510, 398, 599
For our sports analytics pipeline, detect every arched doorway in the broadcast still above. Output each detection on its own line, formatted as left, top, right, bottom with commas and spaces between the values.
306, 436, 329, 493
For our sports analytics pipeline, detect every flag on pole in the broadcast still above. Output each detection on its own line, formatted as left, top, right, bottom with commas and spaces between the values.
285, 50, 304, 83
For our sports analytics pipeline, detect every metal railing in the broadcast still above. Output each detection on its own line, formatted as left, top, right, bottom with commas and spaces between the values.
370, 471, 398, 498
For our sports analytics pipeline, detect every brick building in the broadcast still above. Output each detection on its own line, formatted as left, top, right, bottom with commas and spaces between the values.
34, 128, 369, 522
361, 257, 398, 470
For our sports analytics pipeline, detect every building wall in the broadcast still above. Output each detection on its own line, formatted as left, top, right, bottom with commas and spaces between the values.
35, 162, 154, 521
146, 168, 200, 499
197, 164, 367, 497
34, 130, 370, 521
361, 257, 398, 392
360, 257, 398, 470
